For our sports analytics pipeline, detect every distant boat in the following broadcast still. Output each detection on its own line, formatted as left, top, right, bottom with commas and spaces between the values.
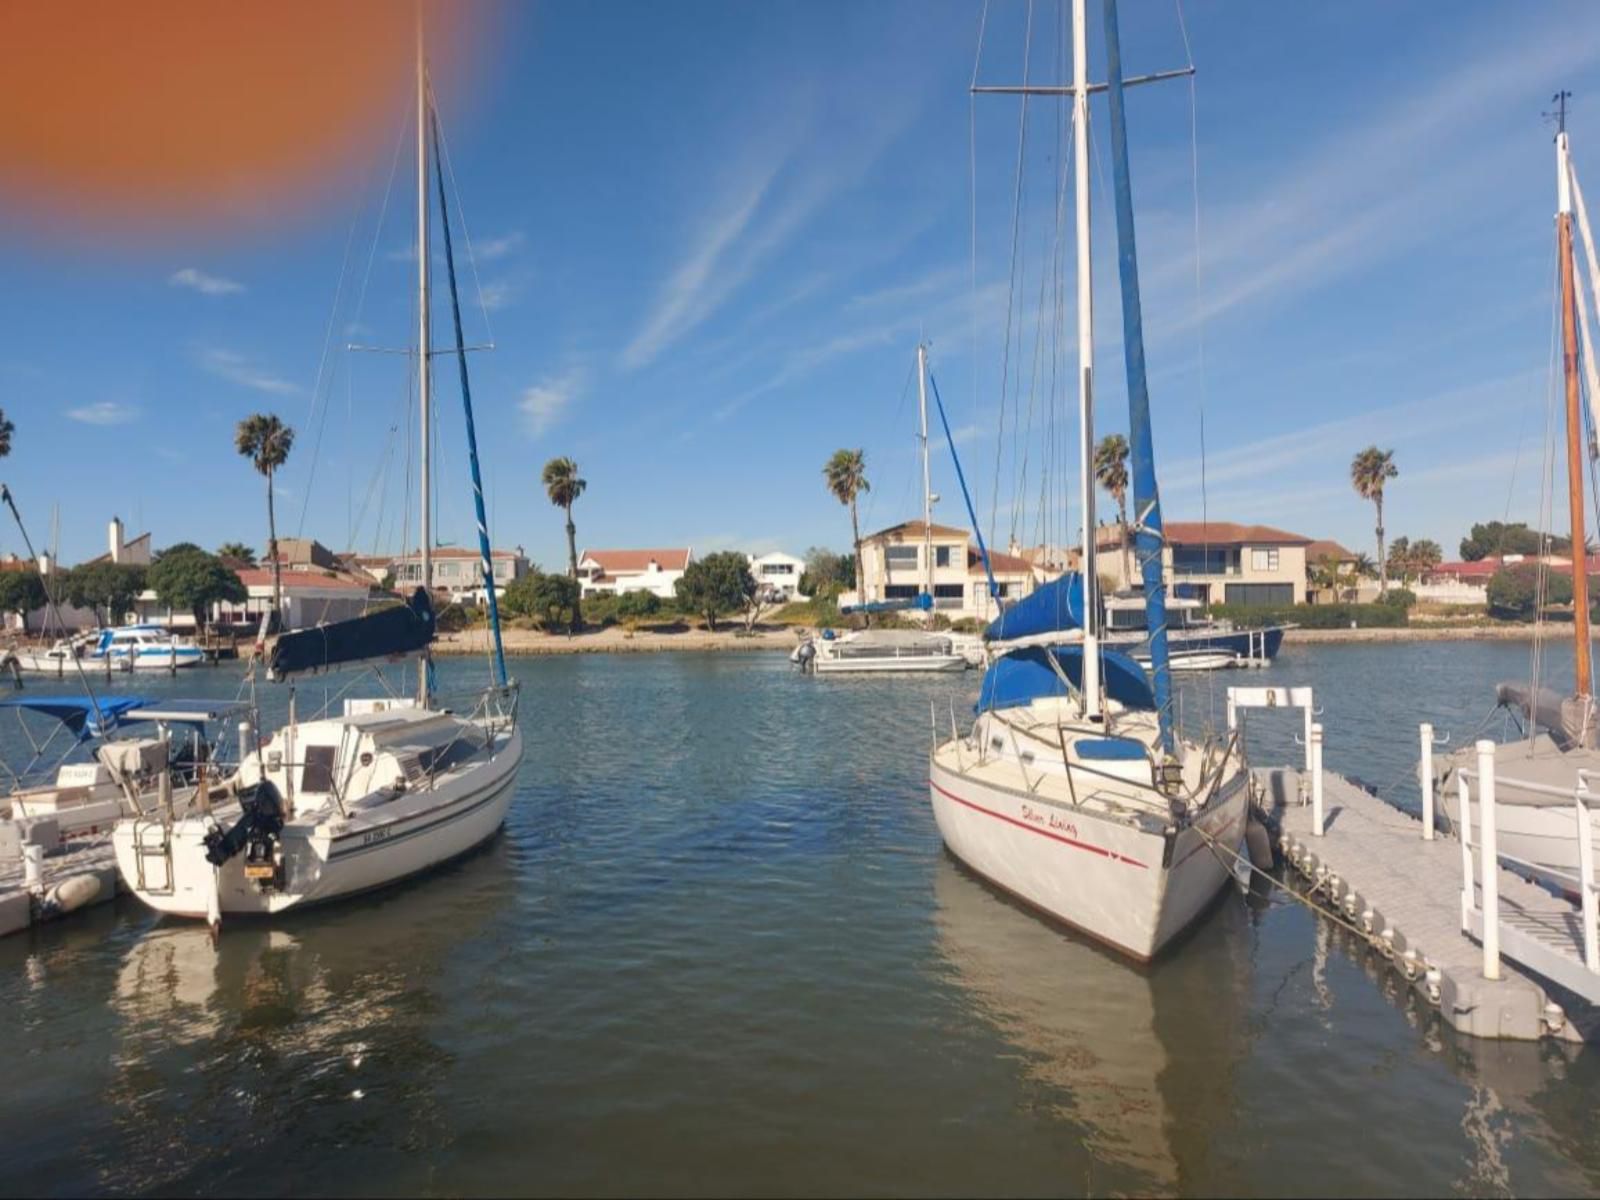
90, 624, 205, 671
929, 0, 1249, 961
113, 16, 522, 926
793, 627, 979, 674
1103, 592, 1283, 670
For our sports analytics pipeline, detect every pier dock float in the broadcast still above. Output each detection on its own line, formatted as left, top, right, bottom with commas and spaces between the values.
1259, 767, 1589, 1043
0, 833, 121, 937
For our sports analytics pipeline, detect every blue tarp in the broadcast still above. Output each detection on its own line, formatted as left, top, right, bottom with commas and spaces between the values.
976, 645, 1155, 713
840, 594, 934, 615
984, 573, 1086, 642
0, 695, 153, 741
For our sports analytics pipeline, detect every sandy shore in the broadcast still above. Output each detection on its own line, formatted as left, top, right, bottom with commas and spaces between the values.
1283, 623, 1539, 644
434, 625, 803, 656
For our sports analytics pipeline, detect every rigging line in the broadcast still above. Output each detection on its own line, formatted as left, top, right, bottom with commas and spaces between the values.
430, 81, 497, 347
857, 354, 919, 537
989, 0, 1036, 564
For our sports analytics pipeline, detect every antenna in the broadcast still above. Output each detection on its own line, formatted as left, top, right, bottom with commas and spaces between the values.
1546, 90, 1572, 136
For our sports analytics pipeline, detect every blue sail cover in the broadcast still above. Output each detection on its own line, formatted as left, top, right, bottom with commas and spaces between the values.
0, 695, 153, 741
976, 645, 1155, 713
266, 588, 435, 681
984, 572, 1086, 642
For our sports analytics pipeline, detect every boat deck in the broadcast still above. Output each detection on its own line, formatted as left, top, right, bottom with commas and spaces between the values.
1260, 767, 1597, 1042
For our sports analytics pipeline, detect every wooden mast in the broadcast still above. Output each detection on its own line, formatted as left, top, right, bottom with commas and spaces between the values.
1558, 106, 1593, 698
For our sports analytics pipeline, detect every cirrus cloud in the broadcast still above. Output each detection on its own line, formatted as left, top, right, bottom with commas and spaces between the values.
67, 401, 139, 425
168, 267, 244, 296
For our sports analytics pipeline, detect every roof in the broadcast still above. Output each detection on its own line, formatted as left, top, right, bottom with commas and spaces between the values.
579, 548, 692, 572
860, 520, 970, 542
970, 548, 1033, 576
79, 530, 151, 567
1306, 539, 1357, 563
367, 547, 524, 562
1165, 521, 1311, 547
233, 569, 373, 592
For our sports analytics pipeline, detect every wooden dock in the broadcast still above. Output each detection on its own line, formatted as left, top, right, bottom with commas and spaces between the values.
1258, 767, 1595, 1043
0, 833, 122, 937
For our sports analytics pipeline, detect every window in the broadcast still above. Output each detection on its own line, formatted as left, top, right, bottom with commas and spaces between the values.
933, 582, 964, 610
1250, 548, 1280, 571
885, 545, 918, 567
885, 585, 920, 599
437, 561, 459, 579
762, 563, 793, 576
935, 546, 952, 568
301, 745, 336, 794
1173, 547, 1232, 576
1224, 583, 1293, 606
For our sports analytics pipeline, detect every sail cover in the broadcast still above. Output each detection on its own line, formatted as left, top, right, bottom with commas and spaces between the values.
984, 573, 1085, 642
265, 589, 435, 682
977, 644, 1155, 712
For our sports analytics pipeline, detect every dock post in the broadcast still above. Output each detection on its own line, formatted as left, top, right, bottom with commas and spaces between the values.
22, 843, 42, 891
1458, 772, 1474, 927
238, 720, 253, 763
1310, 723, 1325, 837
1476, 739, 1501, 981
1419, 723, 1435, 840
1303, 704, 1313, 773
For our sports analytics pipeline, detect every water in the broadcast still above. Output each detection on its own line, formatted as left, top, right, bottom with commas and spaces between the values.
3, 642, 1599, 1197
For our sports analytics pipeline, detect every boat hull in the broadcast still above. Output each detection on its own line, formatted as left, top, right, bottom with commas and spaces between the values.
929, 752, 1247, 960
1113, 625, 1284, 669
114, 728, 522, 917
812, 654, 968, 674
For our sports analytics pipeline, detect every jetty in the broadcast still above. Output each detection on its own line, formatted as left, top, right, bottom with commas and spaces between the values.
1235, 686, 1600, 1042
0, 829, 121, 937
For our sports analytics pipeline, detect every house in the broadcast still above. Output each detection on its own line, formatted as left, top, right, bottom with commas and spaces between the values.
371, 547, 531, 605
200, 568, 376, 630
1070, 520, 1311, 606
1305, 539, 1362, 601
78, 516, 153, 569
840, 520, 1035, 624
748, 551, 807, 602
577, 548, 693, 599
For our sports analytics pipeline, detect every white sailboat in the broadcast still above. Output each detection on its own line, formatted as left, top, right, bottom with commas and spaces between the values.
113, 18, 523, 924
929, 0, 1248, 961
1439, 99, 1600, 889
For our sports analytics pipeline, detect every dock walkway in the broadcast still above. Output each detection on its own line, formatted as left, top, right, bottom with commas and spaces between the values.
0, 834, 121, 937
1259, 767, 1591, 1042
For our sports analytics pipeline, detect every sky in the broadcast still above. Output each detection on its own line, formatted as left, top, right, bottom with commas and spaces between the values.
4, 0, 1600, 571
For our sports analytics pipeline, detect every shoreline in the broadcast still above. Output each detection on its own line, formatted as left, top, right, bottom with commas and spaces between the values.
433, 621, 1546, 657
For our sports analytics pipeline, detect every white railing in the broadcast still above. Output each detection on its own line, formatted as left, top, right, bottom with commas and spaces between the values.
1458, 739, 1600, 990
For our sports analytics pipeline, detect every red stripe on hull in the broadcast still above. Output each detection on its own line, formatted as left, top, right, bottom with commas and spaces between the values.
930, 779, 1149, 869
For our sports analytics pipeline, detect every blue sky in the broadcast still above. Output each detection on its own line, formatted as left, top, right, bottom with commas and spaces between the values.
5, 1, 1600, 569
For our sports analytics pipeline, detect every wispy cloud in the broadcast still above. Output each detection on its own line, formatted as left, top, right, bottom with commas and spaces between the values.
475, 232, 525, 261
479, 280, 517, 311
66, 401, 138, 425
168, 267, 244, 296
195, 348, 302, 396
518, 367, 585, 438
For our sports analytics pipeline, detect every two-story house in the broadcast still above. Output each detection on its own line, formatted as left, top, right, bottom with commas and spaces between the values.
1078, 520, 1311, 606
372, 547, 531, 605
748, 551, 807, 602
840, 520, 1034, 623
577, 548, 693, 599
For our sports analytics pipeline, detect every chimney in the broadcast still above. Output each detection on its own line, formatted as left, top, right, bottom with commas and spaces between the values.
109, 516, 124, 564
37, 552, 51, 577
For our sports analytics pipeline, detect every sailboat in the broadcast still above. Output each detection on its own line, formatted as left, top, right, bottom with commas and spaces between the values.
1439, 98, 1600, 889
112, 18, 523, 923
928, 0, 1249, 961
794, 343, 981, 674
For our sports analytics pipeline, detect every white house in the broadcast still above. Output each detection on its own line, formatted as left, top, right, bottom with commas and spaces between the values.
839, 520, 1035, 624
748, 551, 807, 601
577, 548, 693, 599
354, 546, 531, 606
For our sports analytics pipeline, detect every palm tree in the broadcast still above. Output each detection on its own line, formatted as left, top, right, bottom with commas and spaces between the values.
1093, 433, 1131, 584
234, 414, 294, 624
1352, 551, 1376, 579
217, 542, 257, 566
542, 456, 587, 630
0, 408, 13, 460
1350, 446, 1398, 596
824, 449, 871, 605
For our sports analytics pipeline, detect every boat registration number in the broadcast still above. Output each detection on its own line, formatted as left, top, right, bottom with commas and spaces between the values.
361, 827, 392, 847
244, 864, 277, 880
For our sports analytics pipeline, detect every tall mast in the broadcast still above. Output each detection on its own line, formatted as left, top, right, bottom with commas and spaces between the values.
1557, 100, 1593, 698
415, 9, 433, 705
1073, 0, 1101, 719
918, 342, 934, 617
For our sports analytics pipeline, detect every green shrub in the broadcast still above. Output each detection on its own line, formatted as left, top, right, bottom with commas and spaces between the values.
949, 617, 984, 634
1379, 587, 1417, 608
1207, 602, 1407, 629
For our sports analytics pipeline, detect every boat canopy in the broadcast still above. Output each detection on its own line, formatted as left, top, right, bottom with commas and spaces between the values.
266, 588, 435, 682
976, 644, 1155, 713
0, 695, 153, 741
984, 573, 1085, 642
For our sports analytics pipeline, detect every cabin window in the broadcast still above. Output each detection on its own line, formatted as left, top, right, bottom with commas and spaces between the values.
301, 745, 337, 793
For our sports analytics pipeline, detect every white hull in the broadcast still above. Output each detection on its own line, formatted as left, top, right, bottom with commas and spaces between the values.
116, 648, 205, 671
812, 654, 968, 674
114, 726, 521, 917
929, 751, 1247, 960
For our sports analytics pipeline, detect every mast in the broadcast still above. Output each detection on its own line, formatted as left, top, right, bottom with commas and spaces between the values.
918, 342, 934, 617
415, 9, 432, 705
1073, 0, 1101, 719
1102, 0, 1174, 755
1557, 100, 1593, 698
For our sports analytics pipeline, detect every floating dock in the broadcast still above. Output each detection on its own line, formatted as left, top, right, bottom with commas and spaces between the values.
1259, 766, 1594, 1042
0, 832, 121, 937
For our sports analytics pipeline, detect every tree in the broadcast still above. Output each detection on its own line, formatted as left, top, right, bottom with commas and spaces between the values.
542, 456, 587, 631
799, 547, 854, 599
1308, 554, 1345, 599
1487, 564, 1571, 620
674, 550, 754, 632
1350, 446, 1398, 596
823, 449, 870, 611
1385, 535, 1413, 585
615, 589, 661, 627
0, 570, 45, 633
62, 562, 146, 627
529, 572, 580, 634
1352, 552, 1376, 579
147, 547, 246, 633
1459, 521, 1566, 562
1093, 433, 1132, 583
217, 542, 257, 566
234, 413, 294, 627
1411, 538, 1442, 579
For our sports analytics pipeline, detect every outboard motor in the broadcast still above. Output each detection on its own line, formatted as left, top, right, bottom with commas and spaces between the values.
203, 780, 285, 885
792, 639, 816, 671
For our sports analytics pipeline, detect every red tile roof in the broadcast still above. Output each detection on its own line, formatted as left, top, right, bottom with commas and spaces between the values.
1306, 539, 1356, 563
1166, 521, 1311, 546
970, 548, 1033, 576
233, 569, 372, 591
580, 548, 692, 573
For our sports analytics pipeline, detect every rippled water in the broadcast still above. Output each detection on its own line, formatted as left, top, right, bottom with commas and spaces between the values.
2, 642, 1599, 1197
